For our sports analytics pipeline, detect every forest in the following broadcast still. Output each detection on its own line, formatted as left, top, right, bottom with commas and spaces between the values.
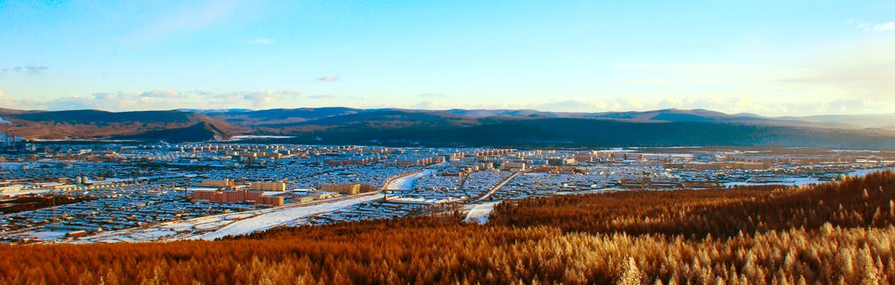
0, 195, 92, 214
1, 171, 894, 284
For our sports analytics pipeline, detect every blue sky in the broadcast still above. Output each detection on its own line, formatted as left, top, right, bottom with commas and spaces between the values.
1, 0, 894, 115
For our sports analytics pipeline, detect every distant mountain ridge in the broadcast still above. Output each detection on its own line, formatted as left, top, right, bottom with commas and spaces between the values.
777, 113, 895, 129
0, 109, 245, 142
2, 107, 894, 148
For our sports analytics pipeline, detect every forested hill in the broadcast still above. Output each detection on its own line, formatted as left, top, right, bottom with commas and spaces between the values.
2, 107, 895, 148
2, 171, 894, 284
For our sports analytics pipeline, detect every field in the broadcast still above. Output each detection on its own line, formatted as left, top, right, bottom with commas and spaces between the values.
1, 172, 894, 284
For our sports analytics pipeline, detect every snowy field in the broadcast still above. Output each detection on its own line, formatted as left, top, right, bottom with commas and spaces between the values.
0, 188, 50, 198
723, 177, 822, 187
555, 188, 612, 195
724, 168, 894, 188
28, 193, 385, 243
464, 202, 500, 224
227, 135, 296, 141
27, 230, 68, 240
385, 169, 435, 190
195, 192, 384, 240
846, 167, 894, 177
82, 211, 256, 243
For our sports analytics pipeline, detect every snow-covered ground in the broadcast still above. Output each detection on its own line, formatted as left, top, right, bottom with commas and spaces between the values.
385, 169, 435, 190
131, 229, 177, 240
38, 193, 388, 243
846, 167, 895, 177
723, 168, 894, 188
27, 230, 68, 240
227, 135, 296, 141
464, 201, 500, 224
386, 196, 461, 205
555, 188, 612, 195
195, 193, 384, 240
0, 188, 50, 198
83, 211, 254, 243
723, 177, 822, 187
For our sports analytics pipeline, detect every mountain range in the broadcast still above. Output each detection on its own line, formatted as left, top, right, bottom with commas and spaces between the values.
1, 107, 894, 148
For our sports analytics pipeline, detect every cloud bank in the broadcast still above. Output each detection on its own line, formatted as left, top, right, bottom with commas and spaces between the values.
858, 21, 895, 32
2, 65, 50, 76
27, 90, 303, 111
318, 75, 340, 82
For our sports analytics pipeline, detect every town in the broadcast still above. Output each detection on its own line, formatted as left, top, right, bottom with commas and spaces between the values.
2, 142, 893, 243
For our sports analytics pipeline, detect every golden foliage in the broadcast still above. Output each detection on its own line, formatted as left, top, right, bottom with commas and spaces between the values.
490, 172, 895, 238
1, 172, 894, 284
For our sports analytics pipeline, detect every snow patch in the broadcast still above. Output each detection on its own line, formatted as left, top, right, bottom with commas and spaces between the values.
385, 169, 434, 190
464, 202, 500, 224
29, 230, 69, 240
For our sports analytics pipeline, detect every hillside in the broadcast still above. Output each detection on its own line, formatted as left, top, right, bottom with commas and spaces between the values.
235, 111, 895, 149
1, 171, 894, 284
204, 107, 362, 126
779, 113, 895, 129
116, 122, 230, 143
2, 107, 895, 147
212, 108, 895, 148
0, 109, 244, 142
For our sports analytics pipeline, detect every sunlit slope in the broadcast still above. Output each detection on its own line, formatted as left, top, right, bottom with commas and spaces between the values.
2, 172, 895, 284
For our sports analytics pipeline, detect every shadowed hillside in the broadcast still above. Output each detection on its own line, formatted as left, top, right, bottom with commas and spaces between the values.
116, 122, 230, 143
205, 108, 895, 148
0, 109, 244, 142
262, 114, 895, 149
2, 107, 895, 147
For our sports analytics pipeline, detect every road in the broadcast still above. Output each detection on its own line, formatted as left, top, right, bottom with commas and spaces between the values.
474, 172, 519, 202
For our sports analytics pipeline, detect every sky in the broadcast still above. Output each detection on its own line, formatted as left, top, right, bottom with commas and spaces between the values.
1, 0, 894, 116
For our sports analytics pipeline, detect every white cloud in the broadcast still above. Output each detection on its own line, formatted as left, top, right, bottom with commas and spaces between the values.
418, 93, 448, 99
1, 65, 49, 76
602, 37, 895, 116
318, 75, 340, 82
237, 90, 300, 107
408, 93, 454, 109
0, 89, 41, 110
531, 100, 605, 113
772, 38, 895, 100
859, 21, 895, 32
17, 88, 887, 116
411, 100, 441, 109
140, 90, 184, 98
308, 94, 335, 100
873, 22, 895, 31
513, 96, 892, 117
32, 89, 303, 111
